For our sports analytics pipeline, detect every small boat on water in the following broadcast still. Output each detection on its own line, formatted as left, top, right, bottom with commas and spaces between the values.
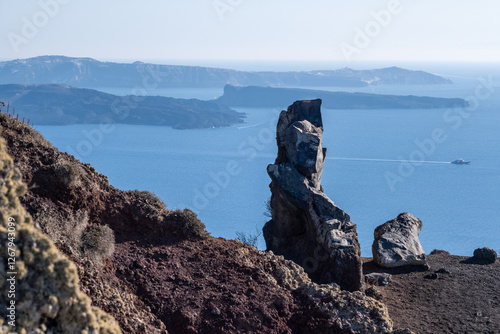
451, 158, 471, 165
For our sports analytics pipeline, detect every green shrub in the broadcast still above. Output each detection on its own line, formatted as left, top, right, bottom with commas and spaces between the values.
171, 209, 211, 240
365, 285, 377, 296
365, 285, 382, 300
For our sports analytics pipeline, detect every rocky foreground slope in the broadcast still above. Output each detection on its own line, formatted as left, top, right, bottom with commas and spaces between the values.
0, 109, 408, 333
0, 135, 121, 333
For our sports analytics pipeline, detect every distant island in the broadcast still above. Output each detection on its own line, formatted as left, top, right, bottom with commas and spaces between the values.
0, 83, 469, 129
217, 85, 469, 109
0, 84, 243, 129
0, 56, 452, 88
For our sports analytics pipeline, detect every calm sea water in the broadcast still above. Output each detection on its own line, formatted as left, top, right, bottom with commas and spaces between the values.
37, 64, 500, 256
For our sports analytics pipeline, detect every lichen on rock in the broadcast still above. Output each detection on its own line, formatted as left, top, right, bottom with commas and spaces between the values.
0, 136, 121, 334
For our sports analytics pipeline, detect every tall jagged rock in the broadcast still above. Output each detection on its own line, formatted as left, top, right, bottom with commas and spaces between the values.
263, 99, 363, 291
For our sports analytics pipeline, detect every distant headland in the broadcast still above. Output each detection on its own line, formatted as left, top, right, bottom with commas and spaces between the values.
218, 85, 469, 109
0, 55, 452, 88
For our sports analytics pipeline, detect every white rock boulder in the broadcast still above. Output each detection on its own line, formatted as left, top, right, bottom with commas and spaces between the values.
372, 213, 427, 268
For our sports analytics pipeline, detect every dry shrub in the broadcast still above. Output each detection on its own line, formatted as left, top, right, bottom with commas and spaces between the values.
35, 208, 89, 253
34, 208, 115, 263
53, 161, 81, 187
125, 190, 168, 224
125, 190, 166, 211
81, 224, 115, 262
236, 229, 261, 248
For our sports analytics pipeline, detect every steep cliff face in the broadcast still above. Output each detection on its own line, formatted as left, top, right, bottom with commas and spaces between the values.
0, 108, 404, 333
263, 100, 363, 292
0, 135, 121, 334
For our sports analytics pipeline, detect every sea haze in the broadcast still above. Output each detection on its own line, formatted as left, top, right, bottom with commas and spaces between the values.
36, 63, 500, 256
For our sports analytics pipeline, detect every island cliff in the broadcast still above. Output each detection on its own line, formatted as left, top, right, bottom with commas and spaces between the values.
218, 85, 469, 109
0, 84, 243, 129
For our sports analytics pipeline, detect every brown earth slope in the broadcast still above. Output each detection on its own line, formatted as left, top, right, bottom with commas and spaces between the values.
364, 251, 500, 334
0, 111, 399, 333
0, 135, 121, 334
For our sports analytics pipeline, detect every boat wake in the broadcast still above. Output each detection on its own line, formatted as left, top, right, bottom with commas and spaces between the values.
237, 121, 269, 130
327, 157, 451, 164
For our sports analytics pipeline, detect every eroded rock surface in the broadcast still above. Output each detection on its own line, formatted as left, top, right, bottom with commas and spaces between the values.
372, 213, 427, 268
365, 273, 392, 286
263, 99, 363, 291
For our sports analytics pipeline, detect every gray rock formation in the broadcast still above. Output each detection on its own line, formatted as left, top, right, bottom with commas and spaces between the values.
473, 247, 497, 264
372, 213, 427, 268
365, 273, 392, 286
263, 99, 363, 291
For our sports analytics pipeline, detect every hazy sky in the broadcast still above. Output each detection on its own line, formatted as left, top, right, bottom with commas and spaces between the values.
1, 0, 499, 66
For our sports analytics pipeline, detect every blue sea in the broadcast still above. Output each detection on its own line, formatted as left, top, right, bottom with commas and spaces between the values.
36, 63, 500, 256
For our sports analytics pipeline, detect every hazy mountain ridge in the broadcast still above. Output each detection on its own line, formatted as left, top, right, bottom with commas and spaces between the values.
0, 83, 243, 129
0, 56, 452, 88
218, 85, 468, 109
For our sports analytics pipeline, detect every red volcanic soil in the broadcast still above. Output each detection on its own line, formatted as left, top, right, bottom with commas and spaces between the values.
364, 251, 500, 334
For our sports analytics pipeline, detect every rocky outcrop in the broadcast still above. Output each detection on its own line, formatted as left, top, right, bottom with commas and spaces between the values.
473, 247, 497, 264
263, 99, 363, 291
372, 213, 427, 268
0, 137, 121, 334
0, 110, 410, 333
365, 273, 392, 286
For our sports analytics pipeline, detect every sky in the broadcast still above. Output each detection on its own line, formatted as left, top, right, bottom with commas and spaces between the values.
1, 0, 500, 67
